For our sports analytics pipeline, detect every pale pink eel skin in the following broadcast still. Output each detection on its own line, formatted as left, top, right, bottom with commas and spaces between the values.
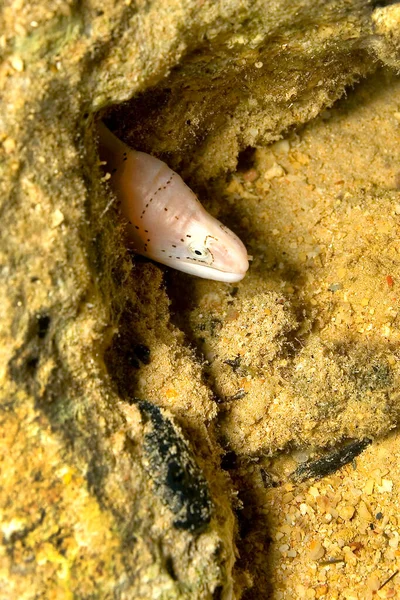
97, 122, 249, 282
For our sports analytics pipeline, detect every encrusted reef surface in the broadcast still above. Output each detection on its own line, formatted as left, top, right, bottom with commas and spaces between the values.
0, 0, 399, 598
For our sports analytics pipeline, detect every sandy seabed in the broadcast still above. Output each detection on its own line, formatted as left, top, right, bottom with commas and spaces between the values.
155, 69, 400, 599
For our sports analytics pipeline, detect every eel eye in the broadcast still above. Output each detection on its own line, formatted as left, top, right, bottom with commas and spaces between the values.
188, 242, 213, 264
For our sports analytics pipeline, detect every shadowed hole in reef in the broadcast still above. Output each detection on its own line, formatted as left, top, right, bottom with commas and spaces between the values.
8, 311, 52, 395
236, 146, 256, 172
103, 321, 153, 399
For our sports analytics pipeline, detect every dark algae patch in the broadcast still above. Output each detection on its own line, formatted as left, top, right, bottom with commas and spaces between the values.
138, 400, 212, 533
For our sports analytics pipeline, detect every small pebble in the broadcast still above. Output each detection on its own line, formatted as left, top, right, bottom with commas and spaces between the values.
358, 500, 372, 521
388, 533, 399, 549
315, 585, 328, 598
366, 573, 380, 592
300, 503, 308, 515
377, 588, 396, 599
273, 139, 290, 154
248, 127, 259, 137
264, 162, 285, 180
3, 137, 16, 153
242, 168, 259, 183
309, 486, 320, 498
343, 546, 358, 566
10, 55, 24, 72
377, 479, 393, 493
51, 209, 64, 228
338, 505, 355, 521
292, 449, 310, 463
328, 282, 342, 292
364, 479, 374, 495
309, 539, 325, 560
282, 492, 294, 504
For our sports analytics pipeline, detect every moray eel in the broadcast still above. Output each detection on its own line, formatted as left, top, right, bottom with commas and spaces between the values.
97, 122, 249, 282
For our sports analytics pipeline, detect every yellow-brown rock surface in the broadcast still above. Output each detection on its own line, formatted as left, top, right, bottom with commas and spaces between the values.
0, 0, 399, 597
